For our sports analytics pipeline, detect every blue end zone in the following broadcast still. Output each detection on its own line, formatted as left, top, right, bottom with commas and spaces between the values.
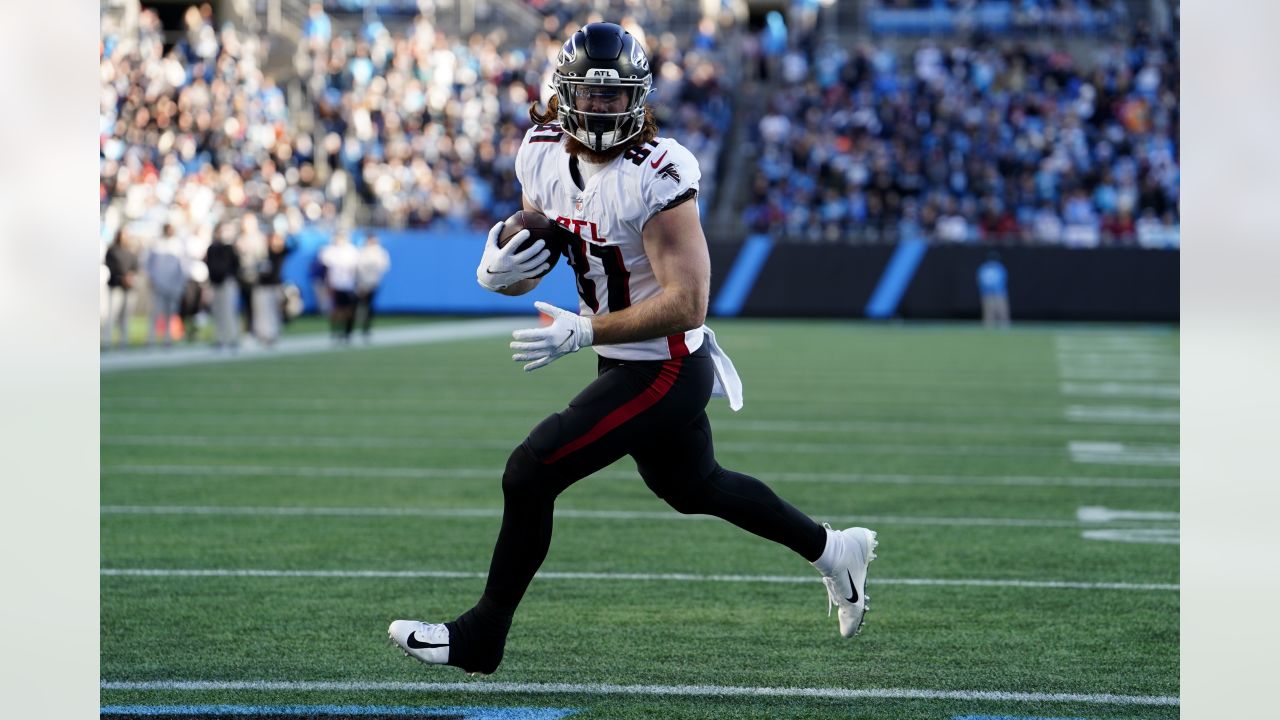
101, 706, 577, 719
864, 237, 928, 319
711, 235, 774, 317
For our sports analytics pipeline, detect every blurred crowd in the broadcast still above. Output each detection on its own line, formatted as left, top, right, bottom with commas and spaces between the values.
871, 0, 1128, 29
99, 1, 731, 347
743, 25, 1179, 246
100, 1, 1181, 347
294, 2, 732, 228
100, 4, 330, 349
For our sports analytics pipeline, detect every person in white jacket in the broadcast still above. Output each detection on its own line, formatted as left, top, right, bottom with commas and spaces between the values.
320, 233, 360, 342
354, 234, 391, 342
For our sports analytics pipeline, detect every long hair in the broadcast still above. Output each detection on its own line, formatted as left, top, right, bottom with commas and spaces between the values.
529, 95, 660, 162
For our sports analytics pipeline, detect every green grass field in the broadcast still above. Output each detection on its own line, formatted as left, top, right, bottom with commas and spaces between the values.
100, 318, 1179, 719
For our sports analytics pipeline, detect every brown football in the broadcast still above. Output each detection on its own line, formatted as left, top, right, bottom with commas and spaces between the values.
497, 210, 567, 279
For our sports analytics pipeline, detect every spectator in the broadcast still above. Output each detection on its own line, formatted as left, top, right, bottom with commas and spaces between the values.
235, 215, 268, 341
1031, 202, 1064, 244
308, 252, 332, 316
144, 223, 190, 346
251, 232, 295, 347
204, 225, 241, 350
102, 231, 139, 350
320, 233, 360, 343
1100, 207, 1136, 245
178, 261, 209, 344
1136, 208, 1179, 249
303, 2, 332, 51
355, 234, 391, 342
977, 251, 1011, 329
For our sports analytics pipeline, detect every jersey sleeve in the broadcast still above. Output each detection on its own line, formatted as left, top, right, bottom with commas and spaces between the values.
515, 123, 564, 210
639, 139, 701, 225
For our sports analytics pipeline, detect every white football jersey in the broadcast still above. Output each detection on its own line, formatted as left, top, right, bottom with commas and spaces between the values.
515, 122, 705, 361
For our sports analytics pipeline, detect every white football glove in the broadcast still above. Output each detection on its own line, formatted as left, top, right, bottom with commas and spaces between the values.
476, 221, 550, 291
510, 301, 594, 372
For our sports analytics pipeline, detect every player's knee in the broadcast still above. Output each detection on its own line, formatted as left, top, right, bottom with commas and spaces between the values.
648, 466, 720, 515
501, 444, 547, 501
663, 486, 708, 515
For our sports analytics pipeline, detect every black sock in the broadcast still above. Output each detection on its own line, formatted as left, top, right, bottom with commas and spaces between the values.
444, 596, 513, 675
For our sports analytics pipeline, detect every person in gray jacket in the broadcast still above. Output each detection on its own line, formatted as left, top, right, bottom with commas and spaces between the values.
145, 223, 190, 346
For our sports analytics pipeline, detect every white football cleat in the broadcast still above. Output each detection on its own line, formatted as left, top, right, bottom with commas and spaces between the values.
819, 526, 878, 638
388, 620, 451, 666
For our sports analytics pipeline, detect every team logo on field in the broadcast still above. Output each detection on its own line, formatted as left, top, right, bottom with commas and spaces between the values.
656, 162, 681, 183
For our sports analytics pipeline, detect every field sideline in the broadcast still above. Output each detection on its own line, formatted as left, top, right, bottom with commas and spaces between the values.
100, 317, 1179, 719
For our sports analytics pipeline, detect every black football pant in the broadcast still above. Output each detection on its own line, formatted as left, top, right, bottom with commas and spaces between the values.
446, 344, 827, 674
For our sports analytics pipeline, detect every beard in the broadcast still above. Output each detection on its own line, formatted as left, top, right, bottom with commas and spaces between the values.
563, 132, 631, 165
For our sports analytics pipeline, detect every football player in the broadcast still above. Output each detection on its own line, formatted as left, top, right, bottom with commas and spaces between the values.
389, 22, 877, 676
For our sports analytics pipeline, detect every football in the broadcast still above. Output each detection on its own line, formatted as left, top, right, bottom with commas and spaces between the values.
498, 210, 567, 278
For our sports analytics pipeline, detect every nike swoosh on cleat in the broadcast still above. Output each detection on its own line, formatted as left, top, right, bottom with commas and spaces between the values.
846, 570, 859, 604
406, 632, 448, 649
649, 150, 668, 168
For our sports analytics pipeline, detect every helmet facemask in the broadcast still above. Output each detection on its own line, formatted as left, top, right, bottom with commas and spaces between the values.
554, 72, 651, 153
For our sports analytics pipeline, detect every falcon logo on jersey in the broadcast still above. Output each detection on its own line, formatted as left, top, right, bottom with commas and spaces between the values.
656, 162, 681, 183
555, 216, 608, 243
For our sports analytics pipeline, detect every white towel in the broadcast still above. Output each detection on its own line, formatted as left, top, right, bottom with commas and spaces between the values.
702, 326, 744, 411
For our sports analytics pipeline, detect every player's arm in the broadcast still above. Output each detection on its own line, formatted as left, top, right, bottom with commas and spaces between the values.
493, 195, 545, 296
589, 198, 709, 345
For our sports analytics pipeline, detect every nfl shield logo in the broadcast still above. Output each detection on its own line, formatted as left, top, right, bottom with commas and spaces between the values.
575, 196, 584, 213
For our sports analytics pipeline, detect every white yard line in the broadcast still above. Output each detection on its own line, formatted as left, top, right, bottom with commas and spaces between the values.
101, 504, 1177, 529
100, 463, 1180, 489
99, 567, 1179, 592
1055, 368, 1177, 382
1054, 352, 1177, 366
99, 319, 528, 373
1082, 529, 1180, 545
1064, 405, 1179, 424
1068, 441, 1180, 467
1059, 382, 1179, 399
1077, 506, 1180, 523
98, 679, 1178, 707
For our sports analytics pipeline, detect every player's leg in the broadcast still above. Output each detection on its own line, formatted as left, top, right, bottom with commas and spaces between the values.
631, 410, 826, 560
632, 406, 878, 639
391, 353, 710, 674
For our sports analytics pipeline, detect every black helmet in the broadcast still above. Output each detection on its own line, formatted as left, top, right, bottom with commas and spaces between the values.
552, 22, 653, 152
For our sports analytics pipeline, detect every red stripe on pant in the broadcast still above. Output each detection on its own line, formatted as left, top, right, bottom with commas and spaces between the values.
542, 358, 684, 465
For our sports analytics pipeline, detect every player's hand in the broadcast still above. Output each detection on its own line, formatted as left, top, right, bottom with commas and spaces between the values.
510, 301, 594, 371
476, 222, 550, 291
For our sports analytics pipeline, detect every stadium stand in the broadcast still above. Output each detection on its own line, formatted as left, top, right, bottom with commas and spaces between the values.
101, 1, 733, 241
99, 0, 1178, 338
741, 22, 1178, 245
